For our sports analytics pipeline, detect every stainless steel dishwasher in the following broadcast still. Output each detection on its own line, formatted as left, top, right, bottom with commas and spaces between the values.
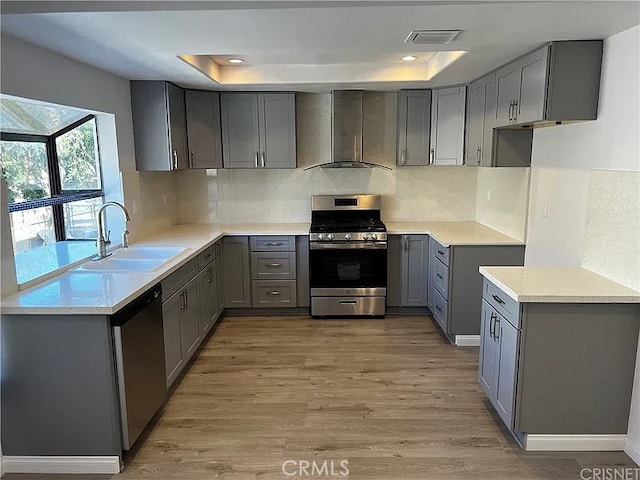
112, 284, 167, 450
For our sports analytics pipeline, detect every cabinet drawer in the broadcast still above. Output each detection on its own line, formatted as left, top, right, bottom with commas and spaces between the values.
432, 289, 449, 333
162, 258, 198, 300
250, 236, 295, 252
430, 238, 450, 267
483, 280, 520, 328
252, 280, 297, 307
197, 245, 215, 269
251, 252, 296, 280
433, 258, 449, 299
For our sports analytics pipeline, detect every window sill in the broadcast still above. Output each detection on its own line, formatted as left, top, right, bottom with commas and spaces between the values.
15, 241, 99, 288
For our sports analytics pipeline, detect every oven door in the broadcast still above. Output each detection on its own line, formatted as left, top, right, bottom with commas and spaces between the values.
309, 243, 387, 296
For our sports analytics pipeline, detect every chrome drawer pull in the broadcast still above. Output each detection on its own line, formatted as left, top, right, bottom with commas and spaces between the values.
435, 305, 443, 312
266, 263, 283, 268
436, 273, 444, 279
340, 300, 357, 305
267, 291, 282, 296
492, 294, 506, 305
437, 249, 445, 255
265, 242, 283, 247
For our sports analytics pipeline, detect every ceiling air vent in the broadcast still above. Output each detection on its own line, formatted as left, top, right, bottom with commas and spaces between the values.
405, 30, 462, 45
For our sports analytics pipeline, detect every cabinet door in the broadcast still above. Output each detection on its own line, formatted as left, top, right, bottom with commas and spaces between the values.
430, 87, 466, 166
221, 93, 260, 168
223, 236, 251, 308
397, 90, 431, 166
516, 46, 549, 124
494, 314, 519, 429
167, 83, 189, 170
215, 243, 225, 315
495, 64, 521, 127
482, 75, 497, 167
401, 235, 429, 307
258, 93, 296, 168
185, 90, 223, 169
180, 278, 201, 362
197, 264, 216, 335
465, 81, 485, 166
386, 235, 402, 307
478, 300, 498, 399
162, 292, 183, 387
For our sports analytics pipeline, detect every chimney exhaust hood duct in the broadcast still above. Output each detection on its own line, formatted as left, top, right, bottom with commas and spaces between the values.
305, 90, 392, 171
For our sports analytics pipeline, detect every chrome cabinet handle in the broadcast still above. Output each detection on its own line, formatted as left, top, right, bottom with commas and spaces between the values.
436, 273, 443, 279
513, 100, 518, 123
492, 294, 506, 305
267, 291, 282, 296
340, 300, 357, 305
207, 266, 212, 284
190, 150, 195, 169
435, 305, 443, 313
489, 312, 497, 338
172, 151, 178, 170
265, 242, 283, 247
508, 101, 513, 122
437, 249, 445, 255
401, 149, 407, 165
179, 291, 185, 311
402, 235, 408, 251
261, 151, 266, 168
429, 148, 435, 165
477, 146, 481, 166
184, 290, 188, 309
255, 151, 259, 168
266, 263, 282, 268
494, 316, 501, 341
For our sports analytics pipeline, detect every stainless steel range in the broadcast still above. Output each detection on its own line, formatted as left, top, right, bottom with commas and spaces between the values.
309, 194, 387, 317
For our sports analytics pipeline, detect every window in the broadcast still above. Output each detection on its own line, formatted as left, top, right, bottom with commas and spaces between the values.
1, 97, 104, 283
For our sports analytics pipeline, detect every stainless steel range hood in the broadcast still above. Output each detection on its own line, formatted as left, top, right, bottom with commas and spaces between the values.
305, 90, 392, 171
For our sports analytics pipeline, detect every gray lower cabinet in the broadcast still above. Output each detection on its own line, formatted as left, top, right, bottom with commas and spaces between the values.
185, 90, 223, 169
223, 236, 252, 307
215, 241, 225, 315
162, 291, 184, 387
197, 261, 217, 335
397, 90, 431, 166
428, 237, 525, 342
131, 81, 189, 171
221, 93, 296, 169
179, 277, 201, 362
250, 236, 297, 308
479, 280, 640, 445
387, 235, 429, 307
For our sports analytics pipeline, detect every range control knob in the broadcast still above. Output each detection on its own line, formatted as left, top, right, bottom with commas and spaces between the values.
363, 233, 371, 241
318, 233, 325, 241
372, 233, 378, 240
327, 233, 334, 241
344, 233, 352, 241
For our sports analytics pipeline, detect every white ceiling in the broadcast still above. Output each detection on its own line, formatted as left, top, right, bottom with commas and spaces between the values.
1, 1, 639, 91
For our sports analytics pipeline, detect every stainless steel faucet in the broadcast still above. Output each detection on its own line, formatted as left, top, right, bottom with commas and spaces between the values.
94, 201, 131, 260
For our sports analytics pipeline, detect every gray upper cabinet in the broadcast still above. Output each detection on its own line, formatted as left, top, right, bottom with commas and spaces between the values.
430, 86, 466, 166
185, 90, 223, 169
221, 93, 296, 169
397, 90, 431, 166
400, 235, 429, 307
131, 81, 189, 171
465, 73, 496, 167
494, 41, 603, 127
258, 93, 297, 168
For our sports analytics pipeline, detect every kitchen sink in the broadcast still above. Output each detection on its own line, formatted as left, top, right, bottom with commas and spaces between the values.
75, 246, 188, 273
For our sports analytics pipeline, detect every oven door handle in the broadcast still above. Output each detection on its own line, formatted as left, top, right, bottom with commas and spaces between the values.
310, 242, 387, 250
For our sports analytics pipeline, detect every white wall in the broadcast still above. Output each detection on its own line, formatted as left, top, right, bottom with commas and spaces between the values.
0, 33, 178, 295
524, 25, 640, 463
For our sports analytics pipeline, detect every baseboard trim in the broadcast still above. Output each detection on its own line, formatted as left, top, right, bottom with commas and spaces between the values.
2, 456, 122, 474
525, 434, 626, 451
455, 335, 480, 347
625, 437, 640, 466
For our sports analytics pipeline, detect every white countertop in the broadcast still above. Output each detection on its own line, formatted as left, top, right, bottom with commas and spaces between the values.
0, 223, 309, 315
386, 222, 524, 247
479, 266, 640, 303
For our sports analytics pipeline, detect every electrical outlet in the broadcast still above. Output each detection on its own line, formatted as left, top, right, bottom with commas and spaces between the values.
162, 193, 167, 206
486, 189, 492, 202
542, 200, 549, 218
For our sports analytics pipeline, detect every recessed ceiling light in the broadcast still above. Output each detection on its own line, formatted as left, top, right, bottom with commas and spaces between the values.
229, 58, 244, 64
401, 55, 418, 62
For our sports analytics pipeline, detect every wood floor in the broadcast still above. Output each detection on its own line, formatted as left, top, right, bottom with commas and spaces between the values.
5, 315, 637, 480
